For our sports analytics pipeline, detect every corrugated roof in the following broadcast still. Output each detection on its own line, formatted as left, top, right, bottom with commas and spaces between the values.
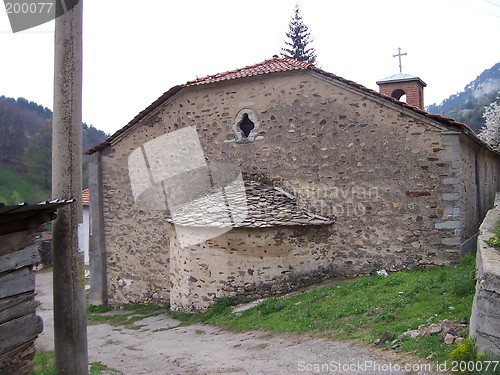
0, 200, 75, 237
0, 199, 75, 216
86, 56, 494, 155
166, 180, 333, 228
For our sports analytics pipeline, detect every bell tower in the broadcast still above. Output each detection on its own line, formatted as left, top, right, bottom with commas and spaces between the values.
376, 48, 427, 110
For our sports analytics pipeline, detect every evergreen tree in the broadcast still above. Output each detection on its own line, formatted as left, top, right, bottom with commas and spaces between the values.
281, 5, 317, 64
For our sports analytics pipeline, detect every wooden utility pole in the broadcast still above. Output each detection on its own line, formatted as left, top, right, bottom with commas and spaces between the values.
52, 0, 88, 374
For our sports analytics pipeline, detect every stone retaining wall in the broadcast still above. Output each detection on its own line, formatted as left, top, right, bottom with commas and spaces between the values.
470, 192, 500, 355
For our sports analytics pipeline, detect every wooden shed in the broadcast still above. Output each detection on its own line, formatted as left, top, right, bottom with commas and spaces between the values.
0, 200, 73, 374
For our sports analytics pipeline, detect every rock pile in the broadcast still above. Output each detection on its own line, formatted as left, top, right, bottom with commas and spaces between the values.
374, 318, 468, 350
403, 318, 468, 345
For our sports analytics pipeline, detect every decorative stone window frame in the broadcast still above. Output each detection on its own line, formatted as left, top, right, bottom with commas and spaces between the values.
233, 109, 260, 143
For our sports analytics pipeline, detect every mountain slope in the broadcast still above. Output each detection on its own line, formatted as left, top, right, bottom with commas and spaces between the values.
0, 95, 108, 204
426, 63, 500, 133
0, 166, 50, 204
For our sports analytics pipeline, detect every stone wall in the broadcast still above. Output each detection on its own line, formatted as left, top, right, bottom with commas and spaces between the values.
168, 224, 337, 311
99, 145, 171, 305
458, 135, 500, 242
477, 147, 500, 221
94, 70, 500, 306
470, 192, 500, 355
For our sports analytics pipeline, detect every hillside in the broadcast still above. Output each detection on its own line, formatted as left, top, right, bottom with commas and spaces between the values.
0, 95, 108, 204
427, 63, 500, 133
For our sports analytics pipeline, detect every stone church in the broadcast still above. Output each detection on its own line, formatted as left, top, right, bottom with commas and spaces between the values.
87, 57, 500, 311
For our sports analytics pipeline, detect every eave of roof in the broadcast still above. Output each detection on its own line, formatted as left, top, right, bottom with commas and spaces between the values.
86, 57, 496, 156
0, 199, 75, 216
376, 72, 427, 87
86, 85, 184, 155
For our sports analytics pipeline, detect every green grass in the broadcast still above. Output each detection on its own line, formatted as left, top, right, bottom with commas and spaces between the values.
31, 351, 56, 375
87, 303, 169, 325
171, 254, 478, 364
31, 352, 119, 374
0, 167, 49, 204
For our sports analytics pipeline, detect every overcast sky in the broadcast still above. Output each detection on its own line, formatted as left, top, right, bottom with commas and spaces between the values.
1, 0, 499, 135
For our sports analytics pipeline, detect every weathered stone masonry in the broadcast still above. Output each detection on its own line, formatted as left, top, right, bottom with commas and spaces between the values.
88, 58, 500, 309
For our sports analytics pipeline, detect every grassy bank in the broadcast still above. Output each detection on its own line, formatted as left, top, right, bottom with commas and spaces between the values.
172, 254, 477, 363
0, 167, 49, 204
31, 351, 118, 375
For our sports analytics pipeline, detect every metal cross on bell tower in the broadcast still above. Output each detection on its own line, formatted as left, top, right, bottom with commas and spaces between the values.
393, 47, 407, 73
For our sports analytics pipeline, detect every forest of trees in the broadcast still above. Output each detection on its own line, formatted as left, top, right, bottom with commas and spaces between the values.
0, 95, 108, 202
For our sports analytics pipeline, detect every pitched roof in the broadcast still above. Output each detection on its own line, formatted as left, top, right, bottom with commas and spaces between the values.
186, 57, 313, 86
376, 72, 427, 87
86, 56, 491, 155
166, 180, 333, 228
82, 188, 89, 207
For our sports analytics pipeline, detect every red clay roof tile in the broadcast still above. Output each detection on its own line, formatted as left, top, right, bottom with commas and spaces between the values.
186, 57, 313, 86
82, 188, 89, 207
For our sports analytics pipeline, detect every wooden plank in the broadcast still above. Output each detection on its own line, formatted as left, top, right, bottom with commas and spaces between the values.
0, 314, 43, 355
0, 340, 35, 374
0, 292, 34, 313
0, 247, 40, 274
0, 230, 36, 257
0, 268, 35, 299
0, 212, 54, 236
0, 299, 40, 325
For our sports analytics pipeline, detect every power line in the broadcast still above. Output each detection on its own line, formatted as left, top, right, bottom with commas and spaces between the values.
453, 0, 500, 18
481, 0, 500, 9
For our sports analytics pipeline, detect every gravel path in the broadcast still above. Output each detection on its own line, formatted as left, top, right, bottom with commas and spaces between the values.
34, 269, 438, 374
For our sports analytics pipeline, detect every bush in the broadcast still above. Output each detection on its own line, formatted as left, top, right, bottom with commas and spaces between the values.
452, 338, 483, 363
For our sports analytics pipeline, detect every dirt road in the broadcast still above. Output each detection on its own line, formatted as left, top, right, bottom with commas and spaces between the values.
34, 269, 436, 374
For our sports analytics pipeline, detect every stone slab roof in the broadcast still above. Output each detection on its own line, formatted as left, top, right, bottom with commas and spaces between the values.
166, 180, 333, 229
86, 56, 493, 155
